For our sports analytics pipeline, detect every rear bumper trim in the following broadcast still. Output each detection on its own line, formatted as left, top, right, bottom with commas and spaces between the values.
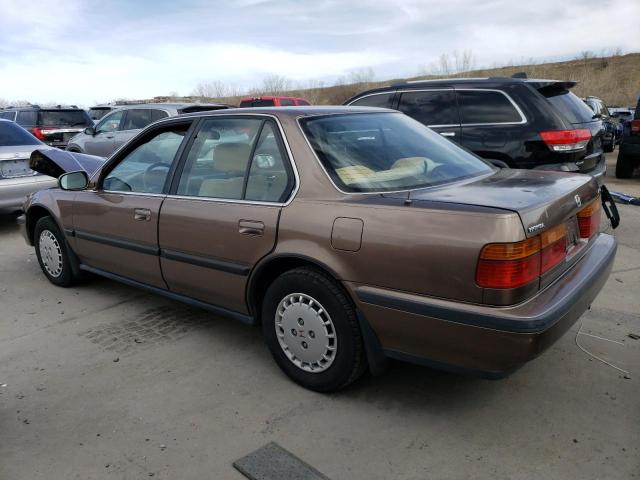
355, 234, 616, 334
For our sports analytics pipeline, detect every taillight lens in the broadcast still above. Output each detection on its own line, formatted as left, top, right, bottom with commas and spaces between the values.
540, 129, 591, 152
476, 223, 570, 289
540, 224, 568, 274
476, 253, 540, 289
577, 200, 601, 238
631, 119, 640, 135
30, 127, 45, 140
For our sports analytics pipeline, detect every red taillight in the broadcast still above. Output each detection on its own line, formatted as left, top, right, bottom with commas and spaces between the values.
631, 120, 640, 135
540, 129, 591, 152
476, 224, 569, 289
476, 253, 540, 289
30, 127, 45, 140
577, 200, 601, 238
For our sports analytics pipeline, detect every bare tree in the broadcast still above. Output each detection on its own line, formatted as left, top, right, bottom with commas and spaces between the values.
348, 67, 375, 85
257, 74, 293, 96
192, 80, 241, 99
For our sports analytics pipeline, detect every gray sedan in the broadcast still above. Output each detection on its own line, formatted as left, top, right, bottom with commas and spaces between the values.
67, 103, 230, 158
0, 120, 57, 213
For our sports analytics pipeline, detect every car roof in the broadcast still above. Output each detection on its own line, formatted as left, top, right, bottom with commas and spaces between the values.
175, 105, 395, 121
346, 77, 577, 102
106, 102, 228, 111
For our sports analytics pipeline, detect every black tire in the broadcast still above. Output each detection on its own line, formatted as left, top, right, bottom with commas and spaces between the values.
34, 216, 77, 287
615, 151, 635, 179
261, 267, 366, 392
603, 136, 615, 153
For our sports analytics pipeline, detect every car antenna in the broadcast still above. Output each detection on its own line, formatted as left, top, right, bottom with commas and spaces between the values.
404, 190, 412, 206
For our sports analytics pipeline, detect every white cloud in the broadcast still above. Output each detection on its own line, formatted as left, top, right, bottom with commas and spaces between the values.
0, 0, 638, 105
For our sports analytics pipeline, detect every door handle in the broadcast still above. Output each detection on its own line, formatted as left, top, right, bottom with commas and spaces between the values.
134, 208, 151, 221
440, 132, 456, 137
106, 135, 114, 139
238, 220, 264, 236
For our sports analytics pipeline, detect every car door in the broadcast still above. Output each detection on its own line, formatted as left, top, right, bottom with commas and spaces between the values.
457, 89, 527, 166
159, 116, 296, 314
70, 119, 193, 288
87, 110, 125, 157
396, 89, 461, 142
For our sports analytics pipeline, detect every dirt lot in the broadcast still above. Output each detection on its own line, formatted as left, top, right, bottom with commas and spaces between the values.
1, 153, 639, 480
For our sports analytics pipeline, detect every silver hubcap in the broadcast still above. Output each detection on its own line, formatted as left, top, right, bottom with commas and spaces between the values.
275, 293, 337, 373
39, 230, 63, 278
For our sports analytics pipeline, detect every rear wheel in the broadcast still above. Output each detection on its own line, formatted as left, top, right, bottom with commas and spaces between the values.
604, 135, 615, 153
261, 267, 366, 392
34, 216, 77, 287
615, 151, 635, 178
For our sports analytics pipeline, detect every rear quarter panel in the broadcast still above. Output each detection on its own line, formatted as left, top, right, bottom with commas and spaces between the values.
276, 197, 524, 303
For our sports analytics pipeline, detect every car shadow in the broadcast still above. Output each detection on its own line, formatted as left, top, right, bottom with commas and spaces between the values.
0, 213, 20, 235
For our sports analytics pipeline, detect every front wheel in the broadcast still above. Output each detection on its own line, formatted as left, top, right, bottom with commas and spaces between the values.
261, 267, 366, 392
34, 216, 77, 287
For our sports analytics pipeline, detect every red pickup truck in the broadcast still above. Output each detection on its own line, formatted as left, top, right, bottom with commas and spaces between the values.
239, 96, 310, 107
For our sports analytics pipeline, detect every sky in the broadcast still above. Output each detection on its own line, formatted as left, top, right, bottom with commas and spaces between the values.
0, 0, 638, 106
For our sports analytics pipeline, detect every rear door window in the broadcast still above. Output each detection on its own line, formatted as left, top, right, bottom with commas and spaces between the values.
16, 111, 37, 126
38, 110, 91, 127
279, 99, 295, 106
398, 90, 458, 126
151, 109, 169, 122
458, 90, 523, 124
349, 93, 394, 109
122, 109, 155, 130
543, 90, 595, 124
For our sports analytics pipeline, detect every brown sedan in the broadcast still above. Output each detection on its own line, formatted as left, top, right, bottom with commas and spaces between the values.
19, 107, 617, 392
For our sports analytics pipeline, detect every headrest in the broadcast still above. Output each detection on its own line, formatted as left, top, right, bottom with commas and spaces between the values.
214, 142, 251, 173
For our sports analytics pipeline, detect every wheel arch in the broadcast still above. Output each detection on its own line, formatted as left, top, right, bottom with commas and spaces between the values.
25, 204, 60, 245
246, 254, 344, 320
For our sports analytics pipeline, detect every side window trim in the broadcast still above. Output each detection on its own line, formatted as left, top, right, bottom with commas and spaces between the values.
166, 114, 299, 206
241, 119, 267, 199
97, 119, 196, 194
455, 88, 527, 126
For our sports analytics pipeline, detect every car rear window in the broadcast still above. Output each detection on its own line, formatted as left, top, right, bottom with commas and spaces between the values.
38, 110, 92, 127
240, 99, 276, 107
300, 112, 492, 193
0, 121, 41, 146
458, 90, 523, 124
542, 89, 595, 124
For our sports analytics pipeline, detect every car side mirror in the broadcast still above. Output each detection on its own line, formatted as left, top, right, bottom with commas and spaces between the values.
84, 127, 96, 136
58, 171, 89, 191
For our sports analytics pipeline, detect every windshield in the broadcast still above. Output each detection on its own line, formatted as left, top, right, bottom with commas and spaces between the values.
0, 121, 41, 146
300, 112, 493, 192
38, 110, 92, 127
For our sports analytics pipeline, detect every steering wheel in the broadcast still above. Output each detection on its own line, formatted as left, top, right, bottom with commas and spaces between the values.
142, 162, 170, 192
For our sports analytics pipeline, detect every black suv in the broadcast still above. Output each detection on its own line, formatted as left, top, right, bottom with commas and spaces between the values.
345, 77, 606, 182
583, 96, 618, 152
615, 97, 640, 178
0, 105, 93, 149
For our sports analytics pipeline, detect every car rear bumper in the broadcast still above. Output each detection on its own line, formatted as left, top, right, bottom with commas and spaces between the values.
0, 176, 57, 213
533, 154, 606, 185
349, 233, 616, 377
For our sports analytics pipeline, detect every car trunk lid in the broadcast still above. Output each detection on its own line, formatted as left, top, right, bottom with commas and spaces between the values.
383, 169, 599, 238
